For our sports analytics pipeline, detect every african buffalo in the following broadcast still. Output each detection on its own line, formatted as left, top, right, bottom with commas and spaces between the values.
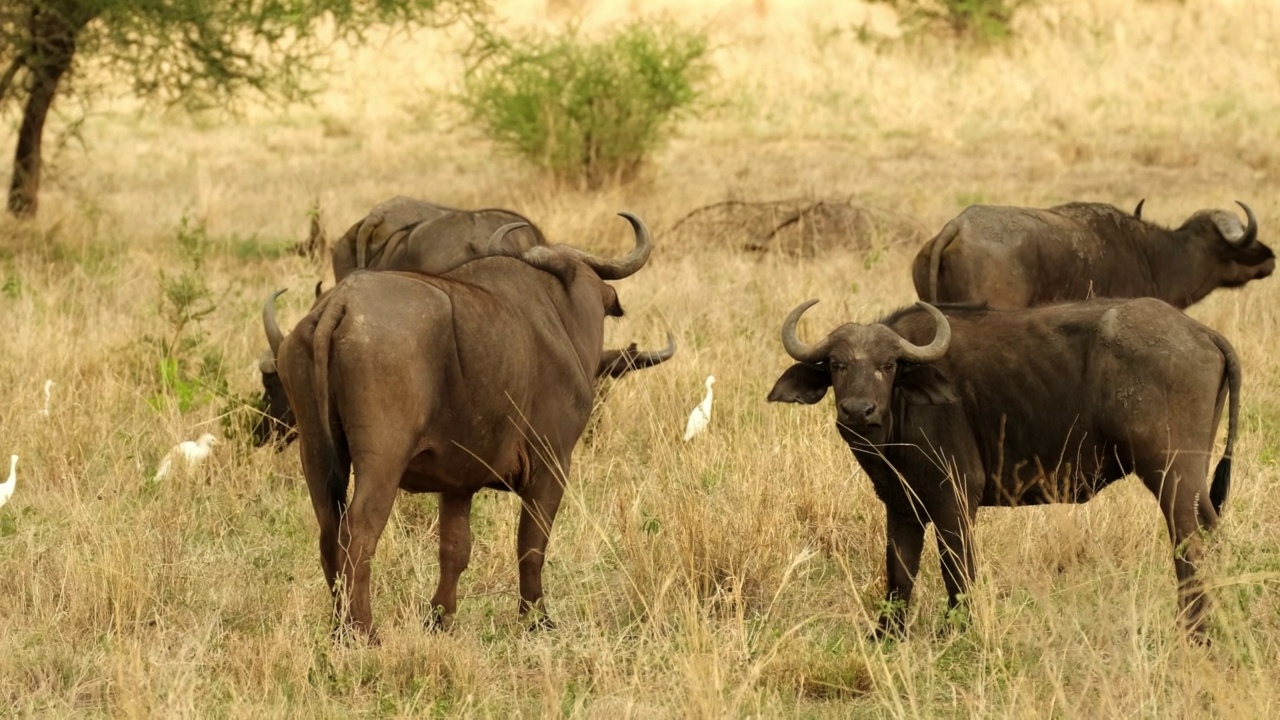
767, 297, 1239, 638
912, 200, 1274, 308
252, 198, 674, 447
278, 214, 653, 639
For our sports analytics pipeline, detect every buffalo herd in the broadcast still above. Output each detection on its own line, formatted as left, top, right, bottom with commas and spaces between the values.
257, 197, 1270, 642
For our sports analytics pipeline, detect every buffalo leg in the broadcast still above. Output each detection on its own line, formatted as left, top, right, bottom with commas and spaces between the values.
875, 508, 927, 638
516, 473, 566, 628
427, 492, 474, 631
934, 505, 978, 624
336, 458, 402, 641
1141, 456, 1217, 637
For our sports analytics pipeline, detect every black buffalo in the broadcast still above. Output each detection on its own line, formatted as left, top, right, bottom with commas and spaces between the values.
279, 214, 653, 639
768, 297, 1239, 638
912, 200, 1274, 308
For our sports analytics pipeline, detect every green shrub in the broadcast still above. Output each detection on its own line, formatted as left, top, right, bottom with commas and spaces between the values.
144, 215, 227, 414
881, 0, 1030, 42
458, 20, 712, 190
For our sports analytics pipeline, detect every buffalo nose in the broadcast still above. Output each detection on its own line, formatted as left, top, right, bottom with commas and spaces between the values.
839, 399, 878, 423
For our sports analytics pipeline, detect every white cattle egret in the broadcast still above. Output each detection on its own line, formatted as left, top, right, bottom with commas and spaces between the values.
39, 379, 54, 417
0, 455, 16, 509
154, 433, 219, 480
683, 375, 716, 441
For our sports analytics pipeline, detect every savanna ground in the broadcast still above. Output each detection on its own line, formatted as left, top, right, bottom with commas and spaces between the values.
2, 0, 1280, 716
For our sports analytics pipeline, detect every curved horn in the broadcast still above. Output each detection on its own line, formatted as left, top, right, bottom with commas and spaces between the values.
565, 211, 653, 281
781, 299, 827, 363
1133, 198, 1145, 220
263, 288, 288, 356
1235, 200, 1258, 246
895, 302, 951, 363
486, 222, 531, 256
634, 332, 677, 367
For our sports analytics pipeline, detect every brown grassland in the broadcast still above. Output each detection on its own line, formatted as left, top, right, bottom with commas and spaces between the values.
2, 0, 1280, 716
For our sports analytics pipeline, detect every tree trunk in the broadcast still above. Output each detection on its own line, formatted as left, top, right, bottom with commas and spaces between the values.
7, 4, 84, 218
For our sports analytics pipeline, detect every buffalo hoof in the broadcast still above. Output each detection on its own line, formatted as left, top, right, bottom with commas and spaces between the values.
521, 610, 556, 632
425, 608, 456, 633
869, 613, 907, 643
331, 623, 381, 647
1172, 598, 1212, 644
866, 625, 903, 645
518, 598, 556, 631
1186, 623, 1213, 647
938, 606, 971, 638
933, 621, 962, 641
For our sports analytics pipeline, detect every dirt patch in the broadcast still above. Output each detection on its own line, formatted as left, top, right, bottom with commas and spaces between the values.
665, 196, 928, 257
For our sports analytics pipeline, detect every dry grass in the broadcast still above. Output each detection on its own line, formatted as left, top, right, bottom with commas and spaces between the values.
2, 0, 1280, 716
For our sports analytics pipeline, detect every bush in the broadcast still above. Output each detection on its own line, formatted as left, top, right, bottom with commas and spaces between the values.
144, 215, 227, 414
882, 0, 1030, 42
458, 20, 712, 190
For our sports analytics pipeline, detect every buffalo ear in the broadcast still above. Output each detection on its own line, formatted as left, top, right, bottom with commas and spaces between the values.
897, 364, 960, 405
767, 363, 830, 404
601, 283, 624, 317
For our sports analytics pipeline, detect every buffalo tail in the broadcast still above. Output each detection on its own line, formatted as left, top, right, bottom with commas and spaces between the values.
1211, 458, 1231, 514
312, 296, 350, 510
1208, 330, 1241, 514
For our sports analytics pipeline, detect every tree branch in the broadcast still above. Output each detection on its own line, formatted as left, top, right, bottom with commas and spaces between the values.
0, 52, 23, 107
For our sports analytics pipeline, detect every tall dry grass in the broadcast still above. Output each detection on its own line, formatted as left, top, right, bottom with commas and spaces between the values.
1, 0, 1279, 716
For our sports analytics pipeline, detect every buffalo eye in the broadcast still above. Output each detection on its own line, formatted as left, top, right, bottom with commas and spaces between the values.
880, 361, 896, 373
829, 361, 846, 374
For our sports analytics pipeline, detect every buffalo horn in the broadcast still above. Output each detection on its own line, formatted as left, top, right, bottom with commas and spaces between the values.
635, 332, 677, 367
1235, 200, 1258, 246
895, 302, 951, 363
486, 222, 531, 256
781, 299, 827, 363
561, 212, 653, 281
1133, 198, 1145, 220
263, 287, 288, 357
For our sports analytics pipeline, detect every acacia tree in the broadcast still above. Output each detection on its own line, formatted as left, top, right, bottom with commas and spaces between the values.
0, 0, 469, 217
